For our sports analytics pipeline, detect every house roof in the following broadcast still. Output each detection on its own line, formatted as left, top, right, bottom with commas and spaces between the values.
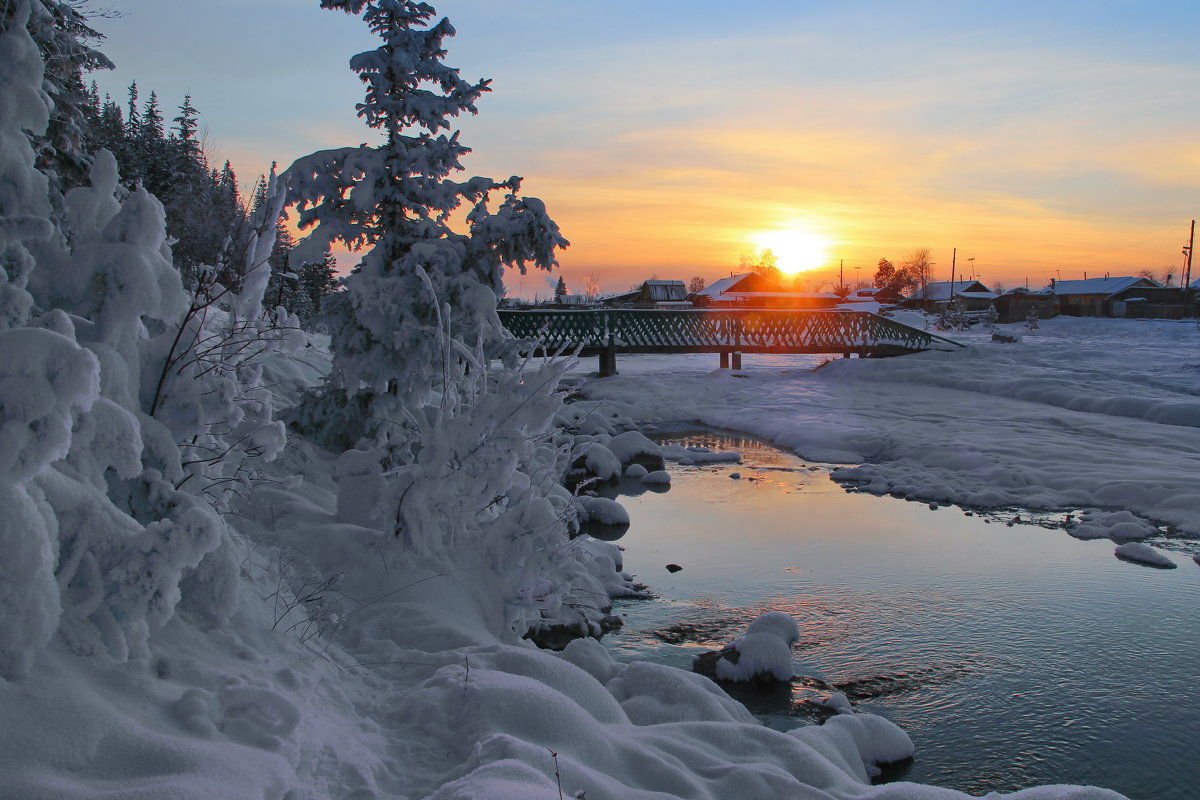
1051, 276, 1157, 296
697, 272, 785, 297
642, 279, 687, 301
908, 280, 995, 301
714, 291, 839, 299
697, 273, 750, 297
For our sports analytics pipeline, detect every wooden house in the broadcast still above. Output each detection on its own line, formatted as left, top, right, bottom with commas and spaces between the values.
692, 272, 840, 309
992, 289, 1056, 324
1108, 285, 1193, 319
904, 280, 997, 312
1051, 276, 1158, 317
605, 279, 692, 308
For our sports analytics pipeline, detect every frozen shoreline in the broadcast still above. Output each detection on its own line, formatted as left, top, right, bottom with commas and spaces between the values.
2, 319, 1165, 799
576, 317, 1200, 541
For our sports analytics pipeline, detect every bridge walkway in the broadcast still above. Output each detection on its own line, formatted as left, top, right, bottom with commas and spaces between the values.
498, 308, 963, 376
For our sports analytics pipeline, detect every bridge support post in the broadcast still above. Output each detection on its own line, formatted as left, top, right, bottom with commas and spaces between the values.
599, 347, 618, 377
719, 352, 729, 369
731, 351, 742, 370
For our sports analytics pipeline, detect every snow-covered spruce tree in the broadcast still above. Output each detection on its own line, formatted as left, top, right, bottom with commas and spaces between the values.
0, 1, 293, 678
279, 1, 626, 639
284, 0, 567, 444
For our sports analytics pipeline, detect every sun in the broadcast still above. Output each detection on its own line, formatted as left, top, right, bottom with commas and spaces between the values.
753, 229, 832, 275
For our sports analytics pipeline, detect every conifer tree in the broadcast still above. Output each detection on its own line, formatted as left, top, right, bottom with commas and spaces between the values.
22, 0, 114, 196
283, 0, 567, 434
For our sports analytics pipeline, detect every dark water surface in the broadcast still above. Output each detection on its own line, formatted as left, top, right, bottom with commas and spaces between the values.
605, 432, 1200, 800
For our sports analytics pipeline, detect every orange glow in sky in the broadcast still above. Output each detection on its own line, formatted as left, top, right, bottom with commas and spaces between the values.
753, 229, 834, 275
92, 3, 1200, 298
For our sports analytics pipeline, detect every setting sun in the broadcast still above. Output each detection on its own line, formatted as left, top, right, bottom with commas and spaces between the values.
753, 229, 832, 274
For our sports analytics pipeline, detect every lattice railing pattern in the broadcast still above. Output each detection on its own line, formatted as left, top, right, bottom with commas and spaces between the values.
498, 309, 961, 353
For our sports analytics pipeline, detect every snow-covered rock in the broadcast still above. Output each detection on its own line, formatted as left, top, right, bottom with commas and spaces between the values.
605, 430, 664, 469
640, 470, 671, 486
1069, 510, 1158, 541
1114, 542, 1176, 568
570, 442, 622, 483
693, 611, 800, 683
576, 496, 630, 527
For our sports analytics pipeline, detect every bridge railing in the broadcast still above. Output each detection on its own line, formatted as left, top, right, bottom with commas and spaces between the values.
498, 308, 961, 354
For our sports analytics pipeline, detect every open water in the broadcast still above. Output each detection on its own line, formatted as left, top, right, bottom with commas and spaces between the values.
603, 431, 1200, 800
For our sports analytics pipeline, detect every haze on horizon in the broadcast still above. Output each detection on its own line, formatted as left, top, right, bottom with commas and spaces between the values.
91, 0, 1200, 296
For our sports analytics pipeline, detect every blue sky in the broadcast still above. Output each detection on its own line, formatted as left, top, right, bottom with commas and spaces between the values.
92, 1, 1200, 292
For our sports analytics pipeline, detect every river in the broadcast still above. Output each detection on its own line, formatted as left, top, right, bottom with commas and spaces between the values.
603, 431, 1200, 800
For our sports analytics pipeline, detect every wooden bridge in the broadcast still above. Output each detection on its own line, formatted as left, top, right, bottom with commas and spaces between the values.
499, 308, 963, 376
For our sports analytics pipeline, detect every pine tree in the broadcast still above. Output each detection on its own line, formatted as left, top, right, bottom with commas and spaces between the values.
554, 274, 568, 300
283, 0, 567, 432
23, 0, 114, 196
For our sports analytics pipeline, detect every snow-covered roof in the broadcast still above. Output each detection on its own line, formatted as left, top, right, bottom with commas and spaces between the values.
1051, 276, 1157, 296
908, 281, 995, 301
716, 291, 839, 299
697, 273, 756, 298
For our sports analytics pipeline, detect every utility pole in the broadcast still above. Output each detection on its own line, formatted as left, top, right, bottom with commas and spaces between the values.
1184, 219, 1195, 318
839, 259, 844, 294
950, 247, 956, 302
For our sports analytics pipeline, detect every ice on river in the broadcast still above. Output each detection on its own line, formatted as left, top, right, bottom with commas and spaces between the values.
579, 317, 1200, 536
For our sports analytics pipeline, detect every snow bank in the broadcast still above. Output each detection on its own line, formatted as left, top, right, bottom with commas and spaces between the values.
1069, 510, 1158, 541
578, 318, 1200, 536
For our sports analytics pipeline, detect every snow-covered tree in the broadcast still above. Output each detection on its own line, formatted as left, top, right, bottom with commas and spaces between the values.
279, 1, 604, 640
0, 2, 291, 678
283, 0, 567, 438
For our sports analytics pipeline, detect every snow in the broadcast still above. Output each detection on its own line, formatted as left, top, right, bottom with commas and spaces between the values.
1051, 276, 1155, 296
578, 317, 1200, 537
817, 691, 856, 715
640, 469, 671, 485
697, 611, 802, 683
1069, 509, 1158, 541
604, 430, 664, 467
0, 4, 1155, 797
577, 495, 631, 526
1114, 541, 1177, 568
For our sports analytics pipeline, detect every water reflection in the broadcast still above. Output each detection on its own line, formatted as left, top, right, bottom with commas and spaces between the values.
606, 431, 1200, 800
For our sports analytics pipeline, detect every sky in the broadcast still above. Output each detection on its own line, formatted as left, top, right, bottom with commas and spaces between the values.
90, 1, 1200, 296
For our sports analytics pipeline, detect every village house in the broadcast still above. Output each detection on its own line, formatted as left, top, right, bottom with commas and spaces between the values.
604, 279, 692, 308
691, 272, 840, 309
904, 280, 997, 312
992, 288, 1056, 324
1107, 285, 1194, 319
1050, 276, 1158, 317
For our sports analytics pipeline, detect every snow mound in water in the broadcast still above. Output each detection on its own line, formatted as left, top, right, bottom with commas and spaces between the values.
576, 496, 630, 526
1069, 510, 1157, 540
640, 470, 671, 486
745, 610, 801, 644
1114, 542, 1176, 568
605, 430, 664, 468
693, 611, 801, 683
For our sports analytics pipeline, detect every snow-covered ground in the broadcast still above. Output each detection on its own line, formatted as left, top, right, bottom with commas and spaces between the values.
1, 317, 1151, 800
579, 316, 1200, 540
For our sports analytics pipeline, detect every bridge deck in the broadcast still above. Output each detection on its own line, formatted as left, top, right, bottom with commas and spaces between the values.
499, 308, 961, 374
